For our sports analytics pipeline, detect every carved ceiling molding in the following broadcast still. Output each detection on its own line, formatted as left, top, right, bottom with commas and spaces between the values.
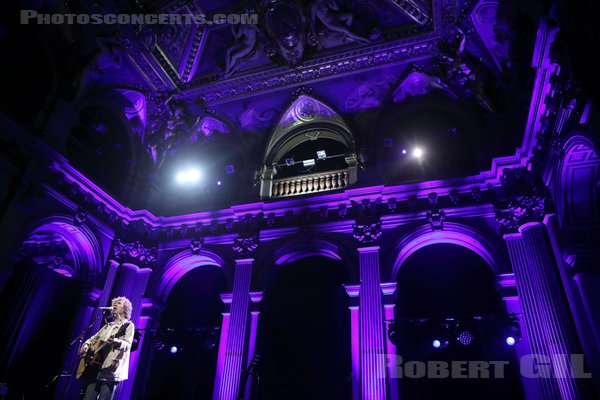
126, 0, 206, 91
181, 39, 439, 104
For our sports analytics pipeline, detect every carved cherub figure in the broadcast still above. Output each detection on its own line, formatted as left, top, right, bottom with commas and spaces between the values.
310, 0, 370, 44
225, 23, 261, 77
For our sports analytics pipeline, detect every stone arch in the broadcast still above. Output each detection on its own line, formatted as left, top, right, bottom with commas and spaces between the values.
156, 249, 227, 304
390, 222, 505, 281
257, 237, 357, 290
554, 133, 600, 237
19, 215, 104, 283
260, 95, 358, 198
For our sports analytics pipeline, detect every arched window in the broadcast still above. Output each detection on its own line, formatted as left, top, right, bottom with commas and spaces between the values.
260, 95, 358, 198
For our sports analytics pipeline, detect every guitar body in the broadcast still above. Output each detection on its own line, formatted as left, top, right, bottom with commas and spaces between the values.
76, 340, 108, 379
76, 322, 130, 379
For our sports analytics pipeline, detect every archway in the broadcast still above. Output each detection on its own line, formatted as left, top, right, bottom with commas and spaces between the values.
392, 243, 522, 399
255, 256, 352, 400
143, 264, 226, 400
259, 95, 358, 198
0, 217, 103, 398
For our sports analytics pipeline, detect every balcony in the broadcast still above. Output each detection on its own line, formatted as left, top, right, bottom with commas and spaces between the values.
271, 169, 350, 197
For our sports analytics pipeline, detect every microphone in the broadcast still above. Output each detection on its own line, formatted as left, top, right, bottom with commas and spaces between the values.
98, 307, 114, 311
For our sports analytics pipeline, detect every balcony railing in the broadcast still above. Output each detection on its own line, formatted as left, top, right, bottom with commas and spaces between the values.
271, 169, 349, 197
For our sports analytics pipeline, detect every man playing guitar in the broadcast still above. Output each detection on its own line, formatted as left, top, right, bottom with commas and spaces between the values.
79, 296, 135, 400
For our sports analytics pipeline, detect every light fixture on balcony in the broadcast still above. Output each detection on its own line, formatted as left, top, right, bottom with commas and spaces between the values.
316, 150, 327, 160
302, 159, 316, 167
285, 157, 295, 166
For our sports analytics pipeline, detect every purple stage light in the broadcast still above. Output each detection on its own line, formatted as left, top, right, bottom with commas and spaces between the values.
170, 346, 178, 354
456, 330, 474, 346
506, 336, 516, 346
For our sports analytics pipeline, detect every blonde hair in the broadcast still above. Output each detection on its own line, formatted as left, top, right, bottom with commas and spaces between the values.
112, 296, 133, 320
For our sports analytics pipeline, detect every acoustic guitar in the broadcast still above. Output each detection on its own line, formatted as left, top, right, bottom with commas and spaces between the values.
76, 322, 130, 379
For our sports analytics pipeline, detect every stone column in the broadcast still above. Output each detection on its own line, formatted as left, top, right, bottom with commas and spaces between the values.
544, 214, 600, 396
358, 246, 387, 400
382, 282, 399, 400
242, 292, 262, 400
344, 285, 361, 400
112, 263, 153, 400
217, 258, 254, 400
505, 223, 588, 399
213, 305, 231, 400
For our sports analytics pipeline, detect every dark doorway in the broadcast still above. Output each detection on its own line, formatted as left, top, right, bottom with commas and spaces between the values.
0, 259, 82, 399
255, 256, 351, 400
393, 244, 523, 400
142, 265, 226, 399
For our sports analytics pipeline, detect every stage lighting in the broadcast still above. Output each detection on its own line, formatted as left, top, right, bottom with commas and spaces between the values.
303, 159, 316, 167
402, 149, 407, 155
316, 150, 327, 160
217, 180, 222, 186
413, 147, 424, 158
285, 157, 295, 166
176, 171, 187, 183
170, 346, 179, 354
175, 168, 202, 184
225, 164, 235, 174
504, 318, 522, 346
188, 169, 200, 182
430, 322, 450, 349
456, 329, 474, 346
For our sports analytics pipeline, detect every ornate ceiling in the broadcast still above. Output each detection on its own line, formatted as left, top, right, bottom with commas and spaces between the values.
1, 0, 546, 213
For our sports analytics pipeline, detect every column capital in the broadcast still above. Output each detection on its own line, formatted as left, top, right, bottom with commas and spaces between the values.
344, 284, 360, 297
249, 291, 263, 303
518, 221, 544, 234
357, 245, 380, 253
82, 288, 103, 305
503, 232, 523, 241
234, 258, 255, 266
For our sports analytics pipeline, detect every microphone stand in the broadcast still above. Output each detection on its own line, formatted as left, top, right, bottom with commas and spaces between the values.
46, 311, 104, 397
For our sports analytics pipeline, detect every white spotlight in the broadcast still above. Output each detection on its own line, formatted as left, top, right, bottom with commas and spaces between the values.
188, 169, 201, 183
176, 168, 202, 184
176, 171, 187, 183
413, 147, 424, 158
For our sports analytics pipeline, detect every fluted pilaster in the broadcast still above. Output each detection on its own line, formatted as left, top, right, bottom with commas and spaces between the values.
505, 223, 584, 399
218, 258, 253, 400
358, 246, 387, 400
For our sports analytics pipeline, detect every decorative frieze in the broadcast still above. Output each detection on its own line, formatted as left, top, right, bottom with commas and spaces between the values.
113, 239, 157, 267
353, 221, 382, 245
232, 235, 259, 257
